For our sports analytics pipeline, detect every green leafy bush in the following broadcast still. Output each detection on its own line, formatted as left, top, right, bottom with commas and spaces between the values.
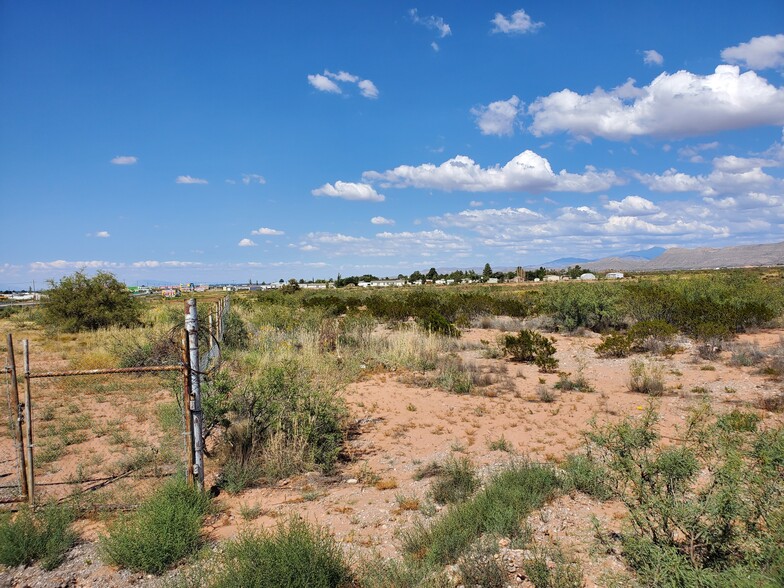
537, 283, 625, 332
41, 270, 142, 332
417, 310, 460, 338
561, 454, 612, 500
0, 504, 76, 570
595, 332, 632, 358
213, 518, 354, 588
585, 405, 784, 585
100, 477, 210, 574
504, 330, 559, 372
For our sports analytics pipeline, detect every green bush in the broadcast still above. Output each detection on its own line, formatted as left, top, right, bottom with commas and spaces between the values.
41, 270, 141, 332
537, 283, 625, 332
222, 310, 250, 350
213, 518, 354, 588
430, 456, 479, 504
0, 504, 76, 570
100, 477, 210, 574
595, 332, 632, 358
504, 330, 559, 372
417, 311, 460, 338
522, 544, 583, 588
561, 454, 613, 500
221, 361, 347, 483
585, 405, 784, 585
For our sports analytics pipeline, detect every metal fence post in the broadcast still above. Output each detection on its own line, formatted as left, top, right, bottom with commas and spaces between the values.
6, 334, 28, 500
22, 339, 34, 506
180, 328, 194, 487
185, 299, 205, 492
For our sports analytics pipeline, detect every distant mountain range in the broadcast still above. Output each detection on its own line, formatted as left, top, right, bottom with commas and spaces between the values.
540, 241, 784, 272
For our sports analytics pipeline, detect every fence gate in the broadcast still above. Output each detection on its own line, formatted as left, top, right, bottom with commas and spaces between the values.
1, 296, 230, 509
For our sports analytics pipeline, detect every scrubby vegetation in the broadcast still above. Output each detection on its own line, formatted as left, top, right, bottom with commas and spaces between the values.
41, 270, 141, 332
0, 504, 76, 570
503, 329, 559, 372
100, 477, 210, 574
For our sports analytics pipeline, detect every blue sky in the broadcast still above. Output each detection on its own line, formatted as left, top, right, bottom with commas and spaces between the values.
2, 1, 784, 288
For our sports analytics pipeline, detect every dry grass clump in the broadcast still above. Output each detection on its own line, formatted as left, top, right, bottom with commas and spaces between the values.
628, 360, 665, 396
728, 342, 767, 367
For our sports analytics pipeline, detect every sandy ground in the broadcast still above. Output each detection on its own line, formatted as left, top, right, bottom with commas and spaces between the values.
2, 327, 783, 587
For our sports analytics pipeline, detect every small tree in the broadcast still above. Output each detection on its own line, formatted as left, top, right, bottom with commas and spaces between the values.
482, 263, 493, 281
42, 270, 141, 332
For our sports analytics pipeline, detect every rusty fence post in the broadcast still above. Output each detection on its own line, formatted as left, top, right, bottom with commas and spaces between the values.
185, 299, 205, 492
22, 339, 34, 506
6, 334, 28, 500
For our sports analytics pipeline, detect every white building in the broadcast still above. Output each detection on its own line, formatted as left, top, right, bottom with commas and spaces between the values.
578, 273, 597, 281
605, 272, 624, 279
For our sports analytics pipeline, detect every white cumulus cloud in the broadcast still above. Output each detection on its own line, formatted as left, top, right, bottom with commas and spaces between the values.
491, 9, 543, 34
238, 238, 257, 247
312, 181, 385, 202
643, 49, 664, 66
95, 231, 110, 238
362, 150, 621, 193
409, 9, 451, 38
242, 173, 266, 185
371, 216, 395, 225
307, 73, 341, 94
471, 95, 522, 136
251, 227, 285, 236
528, 65, 784, 140
604, 195, 660, 216
309, 70, 378, 99
176, 175, 208, 184
110, 155, 137, 165
722, 34, 784, 70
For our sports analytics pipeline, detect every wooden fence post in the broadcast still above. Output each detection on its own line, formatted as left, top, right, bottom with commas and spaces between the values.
6, 334, 28, 500
185, 299, 205, 492
22, 339, 34, 506
180, 328, 194, 487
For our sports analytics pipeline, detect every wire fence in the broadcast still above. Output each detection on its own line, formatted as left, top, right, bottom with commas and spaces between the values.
1, 295, 230, 510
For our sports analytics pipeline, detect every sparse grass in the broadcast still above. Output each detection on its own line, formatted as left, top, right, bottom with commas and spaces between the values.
0, 504, 76, 570
757, 392, 784, 412
458, 538, 506, 588
536, 383, 556, 403
404, 461, 561, 567
413, 461, 443, 481
729, 342, 767, 367
522, 543, 584, 588
100, 476, 210, 574
628, 359, 665, 396
488, 435, 514, 453
375, 477, 399, 491
561, 454, 613, 500
553, 371, 593, 393
239, 503, 264, 521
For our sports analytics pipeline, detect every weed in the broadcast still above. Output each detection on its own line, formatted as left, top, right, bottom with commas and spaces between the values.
522, 544, 583, 588
729, 342, 767, 367
0, 504, 76, 570
536, 384, 556, 403
239, 503, 264, 521
430, 456, 479, 504
375, 478, 399, 491
458, 538, 506, 588
595, 333, 632, 358
413, 461, 442, 481
757, 392, 784, 412
395, 494, 421, 511
213, 518, 354, 588
488, 435, 514, 453
628, 360, 665, 396
100, 476, 210, 574
561, 454, 613, 500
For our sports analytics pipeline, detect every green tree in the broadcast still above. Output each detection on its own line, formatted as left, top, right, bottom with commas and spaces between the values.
42, 270, 141, 332
482, 263, 492, 281
426, 267, 439, 281
409, 270, 424, 284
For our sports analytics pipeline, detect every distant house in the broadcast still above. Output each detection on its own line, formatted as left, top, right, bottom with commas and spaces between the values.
605, 272, 624, 279
161, 288, 180, 298
544, 275, 561, 282
486, 277, 499, 284
357, 281, 371, 288
369, 279, 405, 287
578, 273, 597, 281
302, 283, 327, 289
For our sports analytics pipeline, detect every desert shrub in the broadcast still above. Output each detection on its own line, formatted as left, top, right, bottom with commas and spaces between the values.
758, 393, 784, 413
417, 310, 460, 338
536, 384, 556, 403
561, 454, 613, 500
41, 270, 142, 332
0, 504, 76, 570
717, 409, 761, 433
504, 330, 559, 372
628, 319, 678, 354
553, 371, 593, 393
537, 282, 625, 332
430, 456, 479, 504
458, 538, 506, 588
222, 310, 250, 350
435, 356, 472, 394
729, 342, 767, 367
595, 332, 632, 358
625, 273, 783, 336
112, 327, 181, 367
212, 518, 354, 588
100, 477, 210, 574
585, 405, 784, 585
404, 462, 560, 567
522, 544, 583, 588
628, 360, 665, 395
220, 361, 347, 483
